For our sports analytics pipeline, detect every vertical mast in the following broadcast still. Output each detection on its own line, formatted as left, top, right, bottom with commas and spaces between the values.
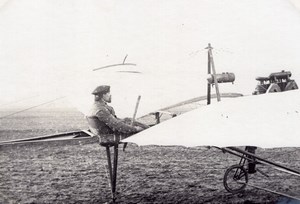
207, 44, 211, 105
206, 43, 221, 102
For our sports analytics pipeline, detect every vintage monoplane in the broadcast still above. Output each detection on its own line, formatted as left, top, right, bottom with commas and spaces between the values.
1, 46, 299, 203
2, 0, 300, 203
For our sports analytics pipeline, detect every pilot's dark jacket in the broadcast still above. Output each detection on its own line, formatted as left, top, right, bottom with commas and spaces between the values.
86, 100, 138, 136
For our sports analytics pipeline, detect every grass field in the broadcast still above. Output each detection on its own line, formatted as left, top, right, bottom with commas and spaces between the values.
0, 109, 299, 203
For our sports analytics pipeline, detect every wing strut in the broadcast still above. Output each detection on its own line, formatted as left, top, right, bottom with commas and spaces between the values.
223, 147, 300, 176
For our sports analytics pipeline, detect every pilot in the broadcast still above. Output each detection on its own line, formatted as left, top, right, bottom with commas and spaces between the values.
86, 85, 148, 140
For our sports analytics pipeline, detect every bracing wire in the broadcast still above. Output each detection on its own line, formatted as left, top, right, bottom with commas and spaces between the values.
0, 96, 65, 119
0, 95, 40, 108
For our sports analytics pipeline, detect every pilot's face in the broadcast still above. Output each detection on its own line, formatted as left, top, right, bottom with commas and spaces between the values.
103, 92, 112, 103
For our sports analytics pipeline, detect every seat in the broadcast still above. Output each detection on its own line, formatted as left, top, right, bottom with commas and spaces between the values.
86, 116, 123, 146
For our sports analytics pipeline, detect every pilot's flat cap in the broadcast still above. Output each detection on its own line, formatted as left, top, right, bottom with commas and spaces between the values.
92, 85, 110, 95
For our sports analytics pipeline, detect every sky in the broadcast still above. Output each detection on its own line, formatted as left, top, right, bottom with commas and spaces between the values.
1, 0, 300, 113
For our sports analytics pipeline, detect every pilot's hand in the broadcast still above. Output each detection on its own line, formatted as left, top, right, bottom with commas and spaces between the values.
122, 117, 132, 124
134, 126, 144, 132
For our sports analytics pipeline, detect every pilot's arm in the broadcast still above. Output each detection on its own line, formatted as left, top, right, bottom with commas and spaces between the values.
95, 109, 141, 134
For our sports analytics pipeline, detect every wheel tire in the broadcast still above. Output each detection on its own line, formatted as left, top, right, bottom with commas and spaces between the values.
223, 165, 248, 193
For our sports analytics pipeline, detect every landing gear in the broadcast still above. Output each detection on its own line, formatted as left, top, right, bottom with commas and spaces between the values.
223, 164, 248, 193
105, 144, 119, 203
223, 146, 256, 193
98, 134, 123, 203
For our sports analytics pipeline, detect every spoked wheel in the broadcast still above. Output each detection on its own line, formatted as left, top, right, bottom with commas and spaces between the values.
223, 165, 248, 193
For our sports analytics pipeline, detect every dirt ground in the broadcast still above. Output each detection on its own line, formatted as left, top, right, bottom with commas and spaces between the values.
0, 138, 299, 204
0, 109, 299, 203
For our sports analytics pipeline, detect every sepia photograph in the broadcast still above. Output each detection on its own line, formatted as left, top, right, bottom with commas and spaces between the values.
0, 0, 300, 203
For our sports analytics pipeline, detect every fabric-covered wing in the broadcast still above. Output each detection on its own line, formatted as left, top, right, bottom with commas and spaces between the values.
123, 90, 300, 148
